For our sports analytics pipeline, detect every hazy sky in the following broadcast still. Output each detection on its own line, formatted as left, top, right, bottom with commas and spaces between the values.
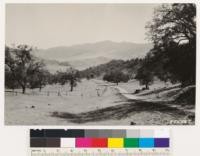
6, 4, 158, 49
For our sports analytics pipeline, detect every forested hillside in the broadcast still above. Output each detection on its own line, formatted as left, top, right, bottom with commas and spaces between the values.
79, 58, 143, 79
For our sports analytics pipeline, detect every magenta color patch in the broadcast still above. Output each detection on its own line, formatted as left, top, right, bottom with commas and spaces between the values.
76, 138, 92, 147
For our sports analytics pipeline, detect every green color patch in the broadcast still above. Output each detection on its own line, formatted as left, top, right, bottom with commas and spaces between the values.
124, 138, 139, 148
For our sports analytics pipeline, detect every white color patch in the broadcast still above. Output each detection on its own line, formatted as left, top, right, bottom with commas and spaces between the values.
61, 138, 75, 148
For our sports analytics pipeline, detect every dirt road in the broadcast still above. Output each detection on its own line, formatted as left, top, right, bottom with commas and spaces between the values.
52, 80, 193, 125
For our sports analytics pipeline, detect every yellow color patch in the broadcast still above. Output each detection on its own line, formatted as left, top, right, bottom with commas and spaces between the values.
108, 138, 124, 148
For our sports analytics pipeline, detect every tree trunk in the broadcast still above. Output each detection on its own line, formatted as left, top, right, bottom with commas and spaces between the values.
39, 86, 42, 92
70, 84, 73, 92
22, 86, 26, 94
70, 78, 74, 92
145, 83, 149, 90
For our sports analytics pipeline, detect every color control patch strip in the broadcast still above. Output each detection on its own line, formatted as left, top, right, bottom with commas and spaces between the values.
30, 129, 170, 148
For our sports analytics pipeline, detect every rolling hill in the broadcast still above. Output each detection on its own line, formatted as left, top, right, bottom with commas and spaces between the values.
33, 40, 152, 70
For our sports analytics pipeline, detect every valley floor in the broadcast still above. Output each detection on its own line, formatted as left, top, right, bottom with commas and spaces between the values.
5, 79, 194, 125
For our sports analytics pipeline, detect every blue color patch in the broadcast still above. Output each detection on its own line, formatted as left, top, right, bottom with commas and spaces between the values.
139, 138, 154, 148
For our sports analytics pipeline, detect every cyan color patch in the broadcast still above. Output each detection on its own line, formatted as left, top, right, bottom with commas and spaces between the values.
139, 138, 154, 148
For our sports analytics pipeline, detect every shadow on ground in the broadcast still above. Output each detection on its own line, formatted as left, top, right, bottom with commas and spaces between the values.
51, 100, 190, 124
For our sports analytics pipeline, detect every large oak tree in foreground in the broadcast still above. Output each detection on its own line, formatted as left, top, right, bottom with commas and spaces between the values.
5, 45, 47, 94
145, 4, 196, 86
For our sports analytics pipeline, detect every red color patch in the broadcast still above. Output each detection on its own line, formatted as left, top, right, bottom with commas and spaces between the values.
91, 138, 108, 147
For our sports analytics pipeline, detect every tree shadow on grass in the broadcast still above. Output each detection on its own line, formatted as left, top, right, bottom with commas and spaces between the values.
51, 100, 189, 124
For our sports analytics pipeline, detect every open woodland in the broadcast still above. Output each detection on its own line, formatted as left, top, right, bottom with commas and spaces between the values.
5, 4, 196, 125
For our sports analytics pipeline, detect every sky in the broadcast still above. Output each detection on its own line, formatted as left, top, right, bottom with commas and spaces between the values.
6, 4, 159, 49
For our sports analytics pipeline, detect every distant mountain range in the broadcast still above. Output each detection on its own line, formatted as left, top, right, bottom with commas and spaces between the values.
33, 40, 153, 71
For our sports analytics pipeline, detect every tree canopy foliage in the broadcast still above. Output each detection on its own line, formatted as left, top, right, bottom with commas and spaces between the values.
80, 58, 143, 79
5, 45, 49, 93
53, 68, 81, 92
135, 54, 154, 89
103, 70, 129, 85
144, 3, 196, 86
146, 4, 196, 46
